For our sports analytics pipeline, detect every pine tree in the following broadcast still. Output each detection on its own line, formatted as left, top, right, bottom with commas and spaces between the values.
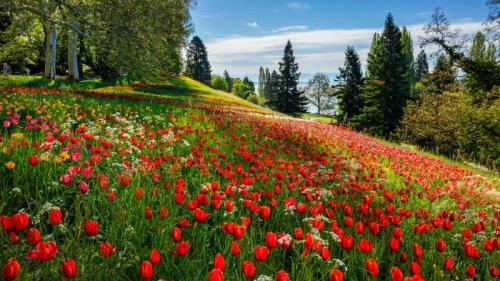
356, 14, 410, 137
223, 70, 233, 92
185, 36, 212, 85
272, 40, 308, 116
415, 50, 429, 82
265, 70, 281, 109
335, 46, 364, 122
258, 67, 265, 96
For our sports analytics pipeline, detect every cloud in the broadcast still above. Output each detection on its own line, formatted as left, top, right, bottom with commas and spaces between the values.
286, 2, 311, 10
204, 20, 483, 76
273, 25, 308, 33
246, 22, 259, 28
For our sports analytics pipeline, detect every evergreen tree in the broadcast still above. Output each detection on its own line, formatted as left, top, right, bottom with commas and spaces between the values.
258, 66, 265, 96
470, 32, 486, 60
185, 36, 212, 85
263, 68, 272, 99
415, 50, 429, 82
335, 46, 364, 122
242, 76, 255, 93
429, 54, 457, 94
265, 70, 281, 109
401, 27, 415, 97
356, 14, 410, 137
223, 70, 233, 92
271, 40, 308, 116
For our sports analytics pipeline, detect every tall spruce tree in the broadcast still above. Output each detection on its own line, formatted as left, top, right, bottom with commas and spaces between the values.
415, 50, 429, 82
265, 70, 281, 109
357, 14, 410, 137
258, 66, 265, 96
185, 36, 212, 85
272, 40, 308, 116
223, 70, 233, 92
335, 46, 364, 122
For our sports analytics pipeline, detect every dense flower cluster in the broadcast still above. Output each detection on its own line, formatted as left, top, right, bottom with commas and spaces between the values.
0, 88, 498, 280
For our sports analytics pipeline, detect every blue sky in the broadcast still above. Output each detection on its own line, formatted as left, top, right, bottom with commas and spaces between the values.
190, 1, 490, 80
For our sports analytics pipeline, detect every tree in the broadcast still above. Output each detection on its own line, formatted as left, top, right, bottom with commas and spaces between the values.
269, 40, 308, 116
265, 71, 281, 108
335, 46, 364, 122
421, 7, 500, 93
486, 0, 500, 41
242, 76, 255, 93
401, 26, 415, 97
258, 66, 265, 96
232, 78, 254, 99
211, 75, 228, 91
263, 68, 272, 100
356, 14, 411, 137
185, 36, 212, 85
223, 70, 233, 92
415, 50, 429, 82
429, 54, 458, 94
305, 73, 333, 115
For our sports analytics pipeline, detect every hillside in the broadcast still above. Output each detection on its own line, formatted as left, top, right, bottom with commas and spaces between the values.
0, 76, 498, 280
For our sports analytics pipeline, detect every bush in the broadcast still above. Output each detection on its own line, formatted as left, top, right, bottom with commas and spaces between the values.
246, 93, 259, 104
399, 91, 500, 169
211, 75, 228, 91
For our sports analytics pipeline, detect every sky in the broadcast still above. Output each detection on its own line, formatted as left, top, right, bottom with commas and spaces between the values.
190, 0, 491, 82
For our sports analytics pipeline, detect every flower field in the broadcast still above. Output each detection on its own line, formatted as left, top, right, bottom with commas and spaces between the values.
0, 78, 498, 281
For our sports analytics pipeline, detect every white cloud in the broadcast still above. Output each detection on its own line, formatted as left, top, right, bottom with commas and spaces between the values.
286, 2, 310, 10
246, 22, 259, 28
204, 20, 483, 76
273, 25, 308, 33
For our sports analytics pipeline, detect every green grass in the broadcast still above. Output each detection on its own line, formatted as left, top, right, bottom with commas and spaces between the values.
302, 113, 336, 124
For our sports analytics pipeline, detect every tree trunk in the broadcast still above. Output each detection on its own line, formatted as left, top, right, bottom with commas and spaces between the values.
44, 24, 57, 79
67, 27, 79, 81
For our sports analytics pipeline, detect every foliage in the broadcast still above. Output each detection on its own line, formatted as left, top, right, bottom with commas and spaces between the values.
305, 73, 333, 115
185, 36, 212, 85
211, 75, 228, 92
268, 41, 308, 116
399, 91, 500, 169
223, 70, 233, 92
335, 46, 364, 123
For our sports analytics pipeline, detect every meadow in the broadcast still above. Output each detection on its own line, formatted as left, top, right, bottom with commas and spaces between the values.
0, 76, 498, 281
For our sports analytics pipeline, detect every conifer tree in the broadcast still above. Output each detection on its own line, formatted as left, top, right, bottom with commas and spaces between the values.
265, 70, 281, 109
258, 66, 265, 96
415, 50, 429, 82
185, 36, 212, 85
356, 14, 410, 137
223, 70, 233, 92
263, 68, 272, 99
335, 46, 364, 122
272, 40, 308, 116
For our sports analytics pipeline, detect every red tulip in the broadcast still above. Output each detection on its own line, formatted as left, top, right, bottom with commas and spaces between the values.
443, 257, 453, 271
435, 239, 445, 252
175, 241, 190, 256
254, 245, 270, 262
409, 262, 421, 276
2, 258, 20, 281
241, 261, 255, 279
150, 249, 160, 265
208, 268, 223, 281
329, 269, 343, 281
213, 253, 225, 271
355, 222, 365, 234
490, 266, 499, 278
365, 258, 378, 277
27, 241, 58, 261
389, 237, 400, 252
26, 227, 42, 245
412, 243, 422, 262
83, 220, 99, 236
144, 207, 152, 219
11, 212, 29, 232
357, 239, 374, 253
341, 235, 353, 250
320, 246, 330, 260
49, 209, 63, 225
193, 208, 208, 223
172, 227, 182, 242
60, 259, 77, 279
230, 241, 240, 256
260, 206, 271, 220
28, 155, 38, 166
465, 264, 475, 277
275, 270, 288, 281
1, 216, 12, 231
8, 231, 19, 244
139, 261, 153, 280
265, 232, 278, 249
99, 242, 115, 258
390, 267, 403, 281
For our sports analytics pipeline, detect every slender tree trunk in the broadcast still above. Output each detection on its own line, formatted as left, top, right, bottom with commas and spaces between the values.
44, 24, 57, 79
67, 27, 79, 81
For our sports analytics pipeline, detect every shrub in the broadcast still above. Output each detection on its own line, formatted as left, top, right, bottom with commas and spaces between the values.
211, 75, 228, 92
